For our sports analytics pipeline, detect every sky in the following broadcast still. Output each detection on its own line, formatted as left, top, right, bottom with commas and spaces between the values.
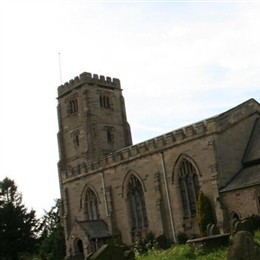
0, 0, 260, 217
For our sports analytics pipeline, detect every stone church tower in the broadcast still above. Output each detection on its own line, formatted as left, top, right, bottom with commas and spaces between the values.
57, 71, 132, 170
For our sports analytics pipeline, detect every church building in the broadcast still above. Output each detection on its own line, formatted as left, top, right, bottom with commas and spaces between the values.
56, 72, 260, 258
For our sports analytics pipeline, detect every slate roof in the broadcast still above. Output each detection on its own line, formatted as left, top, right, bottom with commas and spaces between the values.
243, 118, 260, 165
220, 118, 260, 193
220, 164, 260, 192
77, 220, 111, 239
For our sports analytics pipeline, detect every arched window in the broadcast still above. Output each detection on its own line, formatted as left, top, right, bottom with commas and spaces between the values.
128, 175, 148, 230
85, 188, 99, 220
178, 159, 200, 219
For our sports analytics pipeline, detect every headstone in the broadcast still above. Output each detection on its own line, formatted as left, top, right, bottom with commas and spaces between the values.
209, 224, 220, 235
227, 231, 260, 260
206, 224, 212, 236
89, 244, 135, 260
231, 218, 239, 235
233, 220, 254, 236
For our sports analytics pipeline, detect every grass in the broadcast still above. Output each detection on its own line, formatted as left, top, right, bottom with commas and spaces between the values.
136, 231, 260, 260
136, 245, 227, 260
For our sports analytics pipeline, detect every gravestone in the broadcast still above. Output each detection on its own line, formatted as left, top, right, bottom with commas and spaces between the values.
88, 244, 135, 260
209, 224, 220, 236
188, 222, 229, 251
233, 219, 254, 236
206, 224, 212, 236
227, 231, 260, 260
231, 218, 239, 235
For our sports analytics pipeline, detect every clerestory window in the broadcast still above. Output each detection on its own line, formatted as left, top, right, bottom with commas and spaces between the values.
178, 159, 200, 219
128, 175, 148, 230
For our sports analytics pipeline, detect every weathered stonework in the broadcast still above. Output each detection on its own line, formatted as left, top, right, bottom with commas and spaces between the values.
57, 72, 260, 259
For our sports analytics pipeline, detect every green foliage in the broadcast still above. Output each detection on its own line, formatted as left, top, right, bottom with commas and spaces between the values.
134, 232, 172, 256
39, 224, 66, 260
39, 199, 61, 239
145, 231, 157, 250
135, 244, 227, 260
0, 177, 39, 260
177, 232, 188, 244
155, 234, 171, 249
134, 237, 148, 256
197, 191, 215, 236
255, 230, 260, 244
136, 232, 260, 260
111, 228, 122, 245
246, 214, 260, 231
38, 200, 66, 260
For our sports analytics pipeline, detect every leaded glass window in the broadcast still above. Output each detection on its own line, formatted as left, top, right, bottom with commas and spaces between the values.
85, 188, 99, 220
178, 159, 200, 218
128, 175, 148, 230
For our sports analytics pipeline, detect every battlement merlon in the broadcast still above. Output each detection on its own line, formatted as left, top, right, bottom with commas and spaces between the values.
57, 72, 121, 97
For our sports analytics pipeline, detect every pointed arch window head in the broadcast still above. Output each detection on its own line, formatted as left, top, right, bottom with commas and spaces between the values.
128, 175, 148, 230
178, 159, 200, 219
85, 188, 99, 221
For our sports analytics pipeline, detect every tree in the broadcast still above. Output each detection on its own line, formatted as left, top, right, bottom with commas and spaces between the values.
38, 199, 66, 260
39, 199, 61, 238
197, 191, 215, 236
0, 177, 38, 259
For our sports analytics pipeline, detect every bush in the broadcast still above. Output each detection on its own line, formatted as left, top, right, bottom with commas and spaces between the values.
246, 214, 260, 231
145, 231, 157, 250
155, 234, 171, 250
112, 229, 122, 245
134, 238, 148, 256
177, 231, 188, 244
197, 191, 215, 236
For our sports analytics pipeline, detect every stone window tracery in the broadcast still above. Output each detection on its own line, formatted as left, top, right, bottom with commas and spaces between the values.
128, 175, 148, 230
85, 188, 99, 220
178, 159, 200, 219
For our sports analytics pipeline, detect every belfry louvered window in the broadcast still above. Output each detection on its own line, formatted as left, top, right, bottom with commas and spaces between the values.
128, 175, 148, 230
85, 188, 99, 220
99, 95, 110, 108
178, 159, 200, 219
67, 98, 78, 114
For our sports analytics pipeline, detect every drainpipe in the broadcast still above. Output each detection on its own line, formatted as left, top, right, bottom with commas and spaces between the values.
100, 172, 109, 216
160, 152, 177, 243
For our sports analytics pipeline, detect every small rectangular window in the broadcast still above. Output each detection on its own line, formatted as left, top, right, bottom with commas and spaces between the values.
71, 131, 80, 147
99, 95, 110, 108
105, 127, 114, 144
66, 97, 78, 115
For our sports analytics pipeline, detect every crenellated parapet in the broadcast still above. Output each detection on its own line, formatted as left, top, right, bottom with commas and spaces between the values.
58, 72, 121, 97
61, 119, 210, 182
